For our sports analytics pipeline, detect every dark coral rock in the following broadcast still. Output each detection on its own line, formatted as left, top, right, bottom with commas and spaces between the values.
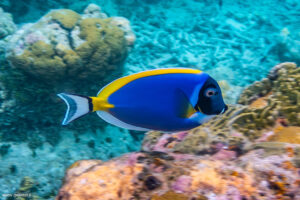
144, 176, 162, 190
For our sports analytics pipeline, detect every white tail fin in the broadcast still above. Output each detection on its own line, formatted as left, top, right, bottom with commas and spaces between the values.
57, 93, 92, 125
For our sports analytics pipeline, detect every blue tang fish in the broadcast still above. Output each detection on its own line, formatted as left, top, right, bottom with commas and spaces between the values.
58, 68, 228, 132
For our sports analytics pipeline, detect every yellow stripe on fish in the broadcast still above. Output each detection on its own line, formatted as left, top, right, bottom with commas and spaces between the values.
97, 68, 202, 101
90, 97, 114, 112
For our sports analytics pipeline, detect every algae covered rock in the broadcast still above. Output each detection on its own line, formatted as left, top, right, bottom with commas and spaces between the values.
57, 149, 300, 200
6, 4, 135, 82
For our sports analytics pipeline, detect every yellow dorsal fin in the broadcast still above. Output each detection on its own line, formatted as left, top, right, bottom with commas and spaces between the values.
90, 97, 114, 112
98, 68, 202, 99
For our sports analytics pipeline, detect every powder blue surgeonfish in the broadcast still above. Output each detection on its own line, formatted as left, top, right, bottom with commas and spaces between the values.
57, 68, 228, 132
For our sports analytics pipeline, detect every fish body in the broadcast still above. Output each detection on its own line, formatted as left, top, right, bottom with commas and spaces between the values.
58, 68, 227, 132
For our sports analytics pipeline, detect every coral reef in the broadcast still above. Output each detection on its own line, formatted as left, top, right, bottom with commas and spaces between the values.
6, 4, 134, 82
0, 126, 142, 199
0, 7, 16, 39
56, 62, 300, 199
142, 105, 247, 155
0, 4, 135, 146
236, 62, 300, 139
2, 0, 300, 99
142, 63, 300, 155
57, 149, 300, 200
0, 7, 16, 63
0, 0, 299, 199
0, 5, 138, 199
267, 126, 300, 144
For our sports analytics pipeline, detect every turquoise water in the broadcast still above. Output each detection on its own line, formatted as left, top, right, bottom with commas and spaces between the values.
0, 0, 299, 199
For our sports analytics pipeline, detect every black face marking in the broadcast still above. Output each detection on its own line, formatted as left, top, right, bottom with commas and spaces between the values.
195, 76, 227, 115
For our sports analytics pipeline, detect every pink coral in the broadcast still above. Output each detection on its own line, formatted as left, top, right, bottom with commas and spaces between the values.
152, 134, 173, 152
57, 147, 300, 200
126, 152, 143, 166
171, 175, 192, 193
175, 131, 188, 140
212, 149, 237, 160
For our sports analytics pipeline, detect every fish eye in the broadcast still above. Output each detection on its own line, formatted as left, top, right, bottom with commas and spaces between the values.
205, 88, 217, 97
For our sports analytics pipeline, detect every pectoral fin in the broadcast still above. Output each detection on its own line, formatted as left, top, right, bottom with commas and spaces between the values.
175, 88, 197, 118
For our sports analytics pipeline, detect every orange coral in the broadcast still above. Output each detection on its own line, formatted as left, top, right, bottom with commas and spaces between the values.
281, 161, 297, 170
285, 147, 294, 157
56, 158, 143, 200
267, 126, 300, 144
190, 160, 256, 196
230, 171, 239, 177
249, 92, 272, 108
270, 181, 286, 195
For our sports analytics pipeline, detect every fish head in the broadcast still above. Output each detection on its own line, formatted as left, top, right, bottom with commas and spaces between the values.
195, 76, 228, 115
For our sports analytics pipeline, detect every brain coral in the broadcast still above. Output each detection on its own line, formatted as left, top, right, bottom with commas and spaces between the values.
6, 4, 135, 83
235, 62, 300, 139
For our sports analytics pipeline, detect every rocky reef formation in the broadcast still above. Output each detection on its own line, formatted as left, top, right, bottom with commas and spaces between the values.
56, 62, 300, 199
0, 7, 16, 39
0, 7, 16, 62
237, 62, 300, 137
2, 0, 300, 97
0, 4, 135, 147
0, 4, 140, 198
1, 0, 299, 198
0, 126, 143, 199
6, 4, 134, 82
143, 63, 300, 155
57, 149, 300, 200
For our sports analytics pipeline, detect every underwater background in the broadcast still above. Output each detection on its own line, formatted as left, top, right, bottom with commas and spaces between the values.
0, 0, 299, 199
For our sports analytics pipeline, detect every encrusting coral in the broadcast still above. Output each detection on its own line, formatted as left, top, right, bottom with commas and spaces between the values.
6, 4, 135, 83
235, 62, 300, 139
56, 62, 300, 200
57, 149, 300, 200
